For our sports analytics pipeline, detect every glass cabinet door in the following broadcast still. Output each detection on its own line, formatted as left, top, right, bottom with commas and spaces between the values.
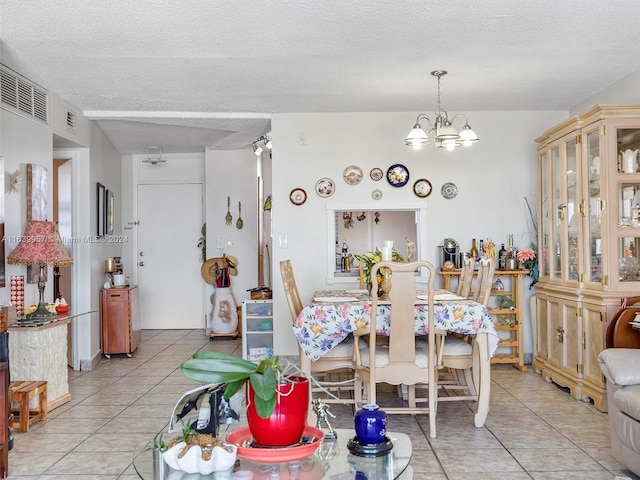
614, 124, 640, 286
583, 123, 604, 288
565, 137, 580, 282
539, 133, 581, 285
538, 150, 551, 280
550, 146, 562, 280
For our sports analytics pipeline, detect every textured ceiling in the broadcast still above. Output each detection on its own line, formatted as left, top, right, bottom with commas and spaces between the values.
2, 0, 640, 154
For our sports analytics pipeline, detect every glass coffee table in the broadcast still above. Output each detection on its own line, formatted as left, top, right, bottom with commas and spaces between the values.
133, 428, 413, 479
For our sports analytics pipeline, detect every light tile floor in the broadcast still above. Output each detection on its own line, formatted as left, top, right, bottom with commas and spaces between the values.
5, 329, 639, 479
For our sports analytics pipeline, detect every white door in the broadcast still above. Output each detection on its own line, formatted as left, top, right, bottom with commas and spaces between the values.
137, 183, 204, 329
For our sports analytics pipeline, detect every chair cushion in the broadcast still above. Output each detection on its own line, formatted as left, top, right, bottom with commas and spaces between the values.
323, 335, 356, 358
442, 337, 473, 356
360, 340, 429, 368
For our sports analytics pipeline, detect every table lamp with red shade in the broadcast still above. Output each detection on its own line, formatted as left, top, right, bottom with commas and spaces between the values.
7, 220, 73, 321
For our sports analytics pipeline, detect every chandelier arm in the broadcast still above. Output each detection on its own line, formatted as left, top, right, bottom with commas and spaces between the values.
449, 113, 469, 126
414, 113, 432, 127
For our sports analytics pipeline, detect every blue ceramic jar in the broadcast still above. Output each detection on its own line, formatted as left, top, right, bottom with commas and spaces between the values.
354, 404, 387, 444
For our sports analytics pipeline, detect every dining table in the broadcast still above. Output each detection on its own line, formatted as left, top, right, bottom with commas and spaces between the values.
293, 289, 500, 428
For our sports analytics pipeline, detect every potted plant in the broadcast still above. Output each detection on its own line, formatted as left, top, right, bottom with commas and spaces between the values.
180, 351, 309, 447
159, 421, 238, 475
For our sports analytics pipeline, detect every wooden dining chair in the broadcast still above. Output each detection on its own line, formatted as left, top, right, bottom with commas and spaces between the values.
437, 257, 495, 402
472, 257, 496, 306
352, 260, 439, 438
456, 257, 474, 298
280, 260, 357, 404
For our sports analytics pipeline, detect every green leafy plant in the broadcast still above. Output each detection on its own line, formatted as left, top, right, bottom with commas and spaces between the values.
354, 248, 404, 291
180, 351, 284, 419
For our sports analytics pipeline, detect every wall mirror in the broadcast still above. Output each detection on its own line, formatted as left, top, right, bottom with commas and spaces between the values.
326, 203, 427, 284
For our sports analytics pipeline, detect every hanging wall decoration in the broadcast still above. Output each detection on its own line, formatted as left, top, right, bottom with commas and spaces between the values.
0, 157, 4, 287
106, 189, 115, 235
26, 164, 49, 283
97, 183, 106, 236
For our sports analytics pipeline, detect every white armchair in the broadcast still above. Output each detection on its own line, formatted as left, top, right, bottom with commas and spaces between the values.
597, 348, 640, 476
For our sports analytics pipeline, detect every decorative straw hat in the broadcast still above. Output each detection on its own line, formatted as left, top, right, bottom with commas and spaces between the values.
201, 255, 238, 284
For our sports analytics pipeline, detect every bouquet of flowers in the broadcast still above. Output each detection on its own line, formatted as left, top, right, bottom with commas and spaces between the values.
354, 249, 404, 293
516, 247, 538, 287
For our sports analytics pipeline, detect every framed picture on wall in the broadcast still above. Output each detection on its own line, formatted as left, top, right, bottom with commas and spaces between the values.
97, 183, 106, 237
26, 164, 49, 283
106, 189, 114, 235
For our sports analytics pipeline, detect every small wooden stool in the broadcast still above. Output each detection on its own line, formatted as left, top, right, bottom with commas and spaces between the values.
9, 381, 47, 432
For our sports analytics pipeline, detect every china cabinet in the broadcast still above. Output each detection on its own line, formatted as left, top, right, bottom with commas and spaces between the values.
534, 105, 640, 412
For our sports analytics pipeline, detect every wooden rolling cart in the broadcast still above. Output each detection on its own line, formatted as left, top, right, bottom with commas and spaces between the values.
100, 285, 141, 357
441, 269, 527, 371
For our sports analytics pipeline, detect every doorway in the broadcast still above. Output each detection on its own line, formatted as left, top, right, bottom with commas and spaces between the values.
137, 183, 205, 329
53, 158, 73, 365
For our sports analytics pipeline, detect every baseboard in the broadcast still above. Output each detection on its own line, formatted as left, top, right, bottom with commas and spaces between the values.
79, 351, 102, 371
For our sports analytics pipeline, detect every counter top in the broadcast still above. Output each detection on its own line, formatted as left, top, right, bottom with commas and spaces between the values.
8, 310, 95, 330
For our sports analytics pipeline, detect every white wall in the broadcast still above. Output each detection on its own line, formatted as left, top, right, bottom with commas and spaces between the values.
269, 110, 568, 357
204, 149, 263, 311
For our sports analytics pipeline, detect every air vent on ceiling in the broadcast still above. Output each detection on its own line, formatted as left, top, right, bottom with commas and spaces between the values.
66, 109, 77, 132
0, 64, 48, 124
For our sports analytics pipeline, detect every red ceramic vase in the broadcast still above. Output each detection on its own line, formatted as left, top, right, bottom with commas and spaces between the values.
246, 376, 309, 446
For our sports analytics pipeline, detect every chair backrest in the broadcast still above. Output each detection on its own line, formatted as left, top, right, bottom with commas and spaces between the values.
369, 260, 437, 380
472, 258, 495, 306
280, 260, 304, 322
456, 257, 474, 297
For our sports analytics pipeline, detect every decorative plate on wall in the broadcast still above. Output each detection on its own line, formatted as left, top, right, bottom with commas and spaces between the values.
413, 178, 432, 198
386, 164, 409, 187
441, 182, 458, 200
343, 165, 364, 185
371, 189, 383, 200
315, 178, 335, 197
370, 167, 384, 181
289, 188, 307, 205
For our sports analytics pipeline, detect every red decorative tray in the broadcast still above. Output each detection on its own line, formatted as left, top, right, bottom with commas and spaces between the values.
226, 426, 324, 463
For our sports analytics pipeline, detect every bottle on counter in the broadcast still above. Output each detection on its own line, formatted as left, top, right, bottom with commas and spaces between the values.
479, 239, 485, 258
341, 241, 351, 272
469, 238, 479, 260
498, 243, 507, 270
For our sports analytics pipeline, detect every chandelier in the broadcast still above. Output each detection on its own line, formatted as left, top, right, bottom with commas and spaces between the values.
404, 70, 479, 151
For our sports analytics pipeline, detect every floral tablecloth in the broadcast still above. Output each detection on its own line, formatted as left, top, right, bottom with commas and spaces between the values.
293, 289, 499, 362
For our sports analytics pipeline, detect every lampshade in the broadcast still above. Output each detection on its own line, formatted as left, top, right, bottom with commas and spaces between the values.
8, 220, 72, 322
404, 124, 430, 149
7, 220, 73, 267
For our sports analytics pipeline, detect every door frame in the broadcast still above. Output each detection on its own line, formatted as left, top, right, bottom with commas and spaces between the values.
53, 148, 92, 371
